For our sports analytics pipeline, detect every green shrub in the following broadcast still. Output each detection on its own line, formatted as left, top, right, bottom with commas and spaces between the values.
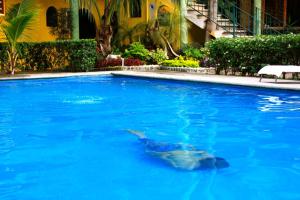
68, 40, 97, 72
206, 34, 300, 75
150, 48, 169, 64
161, 56, 200, 68
0, 39, 97, 72
123, 42, 150, 62
182, 45, 207, 60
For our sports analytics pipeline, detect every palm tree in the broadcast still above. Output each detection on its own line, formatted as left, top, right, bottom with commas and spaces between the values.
68, 0, 186, 55
67, 0, 119, 55
0, 0, 39, 75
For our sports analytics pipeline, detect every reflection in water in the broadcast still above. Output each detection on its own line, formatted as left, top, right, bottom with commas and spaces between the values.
63, 96, 104, 105
258, 95, 300, 112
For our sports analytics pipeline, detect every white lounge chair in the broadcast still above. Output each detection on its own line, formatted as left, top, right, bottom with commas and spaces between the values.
258, 65, 300, 82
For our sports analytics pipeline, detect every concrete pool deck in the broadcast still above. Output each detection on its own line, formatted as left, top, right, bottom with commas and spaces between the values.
0, 71, 300, 91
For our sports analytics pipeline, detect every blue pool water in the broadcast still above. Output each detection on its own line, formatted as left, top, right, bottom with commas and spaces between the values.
0, 75, 300, 200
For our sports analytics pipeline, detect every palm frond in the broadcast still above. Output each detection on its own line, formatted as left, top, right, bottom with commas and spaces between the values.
1, 0, 38, 50
113, 21, 148, 44
0, 0, 39, 74
4, 0, 37, 22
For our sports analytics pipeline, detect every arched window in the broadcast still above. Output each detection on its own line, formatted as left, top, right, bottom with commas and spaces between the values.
46, 6, 58, 27
0, 0, 5, 15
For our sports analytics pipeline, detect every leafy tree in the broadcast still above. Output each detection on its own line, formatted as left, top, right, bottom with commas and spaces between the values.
0, 0, 39, 75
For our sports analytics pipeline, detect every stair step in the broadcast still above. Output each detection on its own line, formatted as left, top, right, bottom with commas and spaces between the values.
187, 10, 201, 15
186, 2, 250, 38
185, 15, 207, 29
187, 9, 208, 17
223, 29, 248, 34
222, 23, 239, 28
217, 18, 230, 22
222, 33, 248, 38
188, 4, 207, 11
188, 2, 207, 7
190, 3, 206, 7
188, 7, 208, 14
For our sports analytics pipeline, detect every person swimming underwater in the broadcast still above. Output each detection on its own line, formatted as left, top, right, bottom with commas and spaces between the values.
127, 130, 229, 170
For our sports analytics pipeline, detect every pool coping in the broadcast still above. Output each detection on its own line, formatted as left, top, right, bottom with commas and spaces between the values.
0, 71, 112, 81
0, 71, 300, 91
111, 71, 300, 91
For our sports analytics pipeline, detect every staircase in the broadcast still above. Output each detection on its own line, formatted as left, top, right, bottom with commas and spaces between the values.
186, 0, 252, 38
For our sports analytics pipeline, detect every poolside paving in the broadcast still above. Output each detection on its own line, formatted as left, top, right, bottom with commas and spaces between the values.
0, 71, 300, 91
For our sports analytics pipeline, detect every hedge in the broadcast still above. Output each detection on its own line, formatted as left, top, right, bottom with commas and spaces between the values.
0, 39, 97, 72
206, 34, 300, 75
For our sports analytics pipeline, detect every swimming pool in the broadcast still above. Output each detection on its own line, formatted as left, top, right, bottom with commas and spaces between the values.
0, 75, 299, 200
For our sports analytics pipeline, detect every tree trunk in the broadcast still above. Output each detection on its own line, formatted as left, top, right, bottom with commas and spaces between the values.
71, 0, 80, 40
98, 25, 113, 56
7, 50, 18, 75
97, 3, 113, 56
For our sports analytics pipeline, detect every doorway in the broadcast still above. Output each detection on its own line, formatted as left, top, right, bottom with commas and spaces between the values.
79, 9, 96, 39
287, 0, 300, 26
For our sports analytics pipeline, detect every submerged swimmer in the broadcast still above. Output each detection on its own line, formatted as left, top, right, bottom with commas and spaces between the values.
127, 130, 229, 170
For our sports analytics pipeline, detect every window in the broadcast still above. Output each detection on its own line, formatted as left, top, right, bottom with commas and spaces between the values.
0, 0, 5, 15
130, 0, 142, 18
46, 6, 58, 27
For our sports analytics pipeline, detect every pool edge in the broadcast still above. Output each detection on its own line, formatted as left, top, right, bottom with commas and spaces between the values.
111, 71, 300, 91
1, 71, 299, 91
0, 71, 113, 81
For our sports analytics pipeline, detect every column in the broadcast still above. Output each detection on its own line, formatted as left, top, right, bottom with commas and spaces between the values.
254, 0, 262, 35
206, 0, 218, 41
71, 0, 80, 40
283, 0, 287, 27
180, 0, 188, 47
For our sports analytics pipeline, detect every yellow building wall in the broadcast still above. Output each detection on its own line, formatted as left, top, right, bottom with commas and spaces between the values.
0, 0, 69, 42
0, 0, 179, 44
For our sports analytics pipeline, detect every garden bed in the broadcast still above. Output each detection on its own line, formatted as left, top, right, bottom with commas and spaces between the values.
96, 65, 215, 74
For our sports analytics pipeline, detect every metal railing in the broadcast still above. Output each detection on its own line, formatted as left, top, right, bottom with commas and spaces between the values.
187, 0, 297, 37
187, 0, 209, 17
218, 0, 254, 36
186, 0, 233, 35
187, 0, 252, 37
260, 7, 295, 35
